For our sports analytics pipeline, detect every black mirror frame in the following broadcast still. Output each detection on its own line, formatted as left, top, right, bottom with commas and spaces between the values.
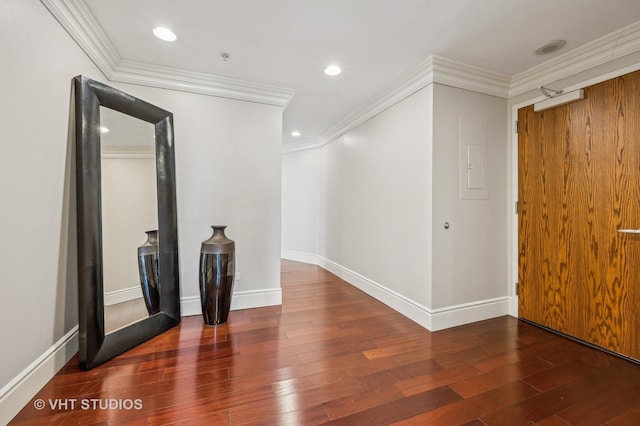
72, 75, 180, 370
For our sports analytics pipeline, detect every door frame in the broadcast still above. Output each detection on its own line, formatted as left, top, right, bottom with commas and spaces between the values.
508, 64, 640, 318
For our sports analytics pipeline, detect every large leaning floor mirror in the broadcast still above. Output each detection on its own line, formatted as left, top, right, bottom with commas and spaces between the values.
72, 75, 180, 370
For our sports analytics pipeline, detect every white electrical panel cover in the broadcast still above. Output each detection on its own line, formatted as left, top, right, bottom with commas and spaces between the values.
459, 118, 489, 200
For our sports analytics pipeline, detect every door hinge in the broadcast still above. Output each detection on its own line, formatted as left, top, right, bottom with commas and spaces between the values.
515, 120, 519, 133
515, 282, 519, 296
515, 201, 519, 214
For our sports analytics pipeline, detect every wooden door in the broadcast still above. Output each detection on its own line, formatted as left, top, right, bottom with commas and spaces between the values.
518, 71, 640, 359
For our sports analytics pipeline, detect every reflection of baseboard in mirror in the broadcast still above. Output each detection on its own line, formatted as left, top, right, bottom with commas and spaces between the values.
104, 285, 144, 306
104, 298, 148, 334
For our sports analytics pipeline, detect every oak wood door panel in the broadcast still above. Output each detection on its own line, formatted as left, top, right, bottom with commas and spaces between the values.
519, 71, 640, 359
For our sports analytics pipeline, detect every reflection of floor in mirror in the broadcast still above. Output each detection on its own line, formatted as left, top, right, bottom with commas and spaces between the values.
104, 297, 148, 334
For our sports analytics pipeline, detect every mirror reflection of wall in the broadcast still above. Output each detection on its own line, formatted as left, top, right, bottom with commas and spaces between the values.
100, 106, 158, 334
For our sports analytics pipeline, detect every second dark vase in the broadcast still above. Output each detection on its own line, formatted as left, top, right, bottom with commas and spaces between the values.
199, 226, 235, 326
138, 230, 160, 315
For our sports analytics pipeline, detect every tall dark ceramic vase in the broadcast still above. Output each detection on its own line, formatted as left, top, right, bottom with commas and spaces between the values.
137, 230, 160, 315
199, 226, 235, 326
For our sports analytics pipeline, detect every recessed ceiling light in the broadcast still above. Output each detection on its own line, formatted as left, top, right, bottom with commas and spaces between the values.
100, 126, 109, 133
153, 27, 177, 42
534, 39, 566, 55
324, 65, 342, 76
291, 131, 301, 137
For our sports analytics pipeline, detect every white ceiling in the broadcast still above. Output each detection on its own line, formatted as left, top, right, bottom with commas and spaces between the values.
80, 0, 640, 146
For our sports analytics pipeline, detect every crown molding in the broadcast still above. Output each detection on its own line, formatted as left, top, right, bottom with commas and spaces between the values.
430, 55, 511, 98
283, 55, 510, 153
510, 20, 640, 97
282, 139, 327, 154
41, 1, 640, 151
40, 0, 296, 107
40, 0, 121, 73
112, 60, 297, 108
285, 19, 640, 153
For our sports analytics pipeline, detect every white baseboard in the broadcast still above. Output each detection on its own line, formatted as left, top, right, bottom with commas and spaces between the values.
430, 296, 511, 331
180, 295, 202, 317
0, 326, 79, 425
306, 253, 511, 332
231, 288, 283, 310
104, 285, 142, 306
281, 250, 320, 265
317, 256, 436, 330
180, 288, 283, 317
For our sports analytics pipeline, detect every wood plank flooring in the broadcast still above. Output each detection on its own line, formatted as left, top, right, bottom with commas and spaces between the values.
10, 260, 640, 425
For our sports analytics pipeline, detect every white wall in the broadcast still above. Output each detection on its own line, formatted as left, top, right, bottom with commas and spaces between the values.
281, 149, 320, 261
431, 84, 508, 309
114, 83, 284, 314
281, 83, 509, 329
0, 1, 282, 422
318, 87, 433, 307
0, 1, 101, 417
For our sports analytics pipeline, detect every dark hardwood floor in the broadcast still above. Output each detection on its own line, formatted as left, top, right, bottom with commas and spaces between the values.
11, 260, 640, 425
